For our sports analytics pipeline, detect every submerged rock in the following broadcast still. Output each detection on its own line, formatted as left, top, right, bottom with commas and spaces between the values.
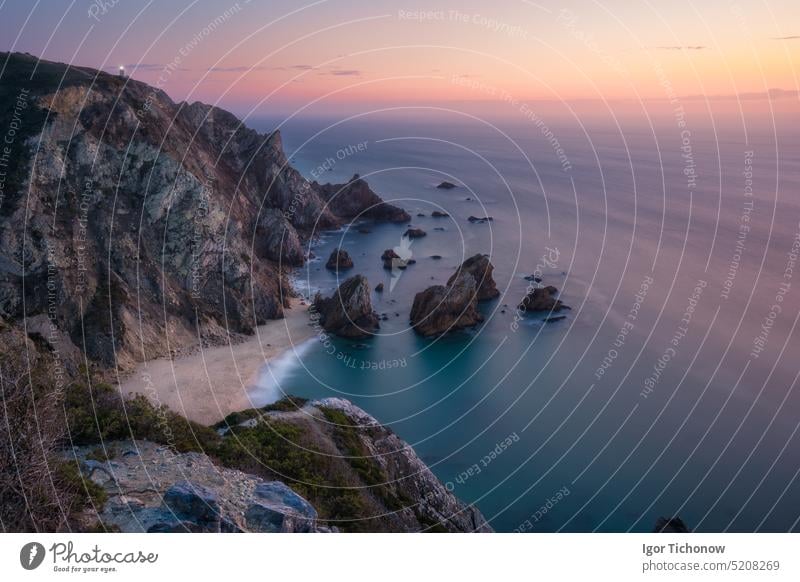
653, 516, 689, 533
518, 285, 568, 313
325, 249, 354, 271
375, 283, 384, 292
436, 181, 457, 189
468, 215, 493, 223
246, 482, 318, 533
312, 275, 379, 338
404, 227, 426, 239
431, 210, 449, 218
382, 248, 408, 270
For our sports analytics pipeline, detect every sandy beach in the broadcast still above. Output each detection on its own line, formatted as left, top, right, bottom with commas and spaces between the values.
119, 299, 315, 425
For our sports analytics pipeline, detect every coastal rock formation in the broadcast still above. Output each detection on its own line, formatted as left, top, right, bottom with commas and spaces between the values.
431, 210, 449, 218
447, 254, 500, 301
653, 516, 690, 533
66, 397, 492, 533
325, 249, 354, 271
437, 181, 457, 189
68, 441, 321, 533
518, 285, 568, 313
308, 398, 492, 532
315, 174, 410, 223
468, 215, 494, 223
312, 275, 379, 338
382, 248, 406, 270
410, 255, 499, 336
404, 227, 427, 239
0, 52, 407, 374
410, 272, 483, 337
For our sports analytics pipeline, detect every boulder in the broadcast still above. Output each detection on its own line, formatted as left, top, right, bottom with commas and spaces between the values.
404, 228, 426, 239
410, 272, 483, 337
518, 285, 568, 313
382, 248, 407, 270
245, 482, 318, 533
163, 481, 220, 530
312, 275, 379, 338
436, 181, 457, 189
325, 249, 354, 271
375, 283, 384, 292
447, 254, 500, 301
431, 210, 449, 218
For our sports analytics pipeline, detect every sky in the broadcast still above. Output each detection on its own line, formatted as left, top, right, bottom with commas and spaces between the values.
0, 0, 798, 117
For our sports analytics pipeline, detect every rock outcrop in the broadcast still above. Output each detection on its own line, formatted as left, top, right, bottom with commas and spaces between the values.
0, 52, 407, 374
312, 275, 379, 338
404, 227, 426, 239
653, 516, 690, 533
436, 181, 457, 189
68, 441, 321, 533
325, 249, 354, 271
67, 397, 492, 533
315, 174, 410, 223
518, 285, 568, 313
382, 248, 408, 270
410, 273, 483, 337
410, 255, 499, 336
447, 254, 500, 301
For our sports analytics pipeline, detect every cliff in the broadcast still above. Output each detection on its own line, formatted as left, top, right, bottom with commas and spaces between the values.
0, 52, 405, 373
0, 52, 487, 533
66, 398, 491, 533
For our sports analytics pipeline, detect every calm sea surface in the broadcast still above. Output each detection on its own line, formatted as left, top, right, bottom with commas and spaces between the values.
249, 103, 800, 532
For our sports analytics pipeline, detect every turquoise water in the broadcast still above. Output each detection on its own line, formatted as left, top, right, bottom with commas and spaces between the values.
250, 105, 800, 532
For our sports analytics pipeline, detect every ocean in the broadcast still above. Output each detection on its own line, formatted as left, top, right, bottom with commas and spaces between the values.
248, 101, 800, 532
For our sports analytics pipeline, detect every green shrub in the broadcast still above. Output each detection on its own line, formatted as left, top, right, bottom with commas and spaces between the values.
63, 382, 219, 452
55, 460, 108, 509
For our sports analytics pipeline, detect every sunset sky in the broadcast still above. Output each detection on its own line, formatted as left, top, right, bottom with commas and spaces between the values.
1, 0, 798, 116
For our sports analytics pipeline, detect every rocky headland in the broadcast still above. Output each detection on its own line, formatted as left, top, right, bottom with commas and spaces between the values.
65, 398, 491, 533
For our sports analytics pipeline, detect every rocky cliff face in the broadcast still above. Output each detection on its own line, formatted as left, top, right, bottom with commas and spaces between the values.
0, 52, 406, 373
68, 398, 491, 533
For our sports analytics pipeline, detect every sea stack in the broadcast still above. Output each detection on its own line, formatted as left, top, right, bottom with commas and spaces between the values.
447, 254, 500, 301
517, 285, 568, 313
410, 254, 499, 337
326, 249, 354, 271
312, 275, 379, 338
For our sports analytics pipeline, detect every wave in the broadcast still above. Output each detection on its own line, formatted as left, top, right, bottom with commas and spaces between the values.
249, 337, 317, 407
